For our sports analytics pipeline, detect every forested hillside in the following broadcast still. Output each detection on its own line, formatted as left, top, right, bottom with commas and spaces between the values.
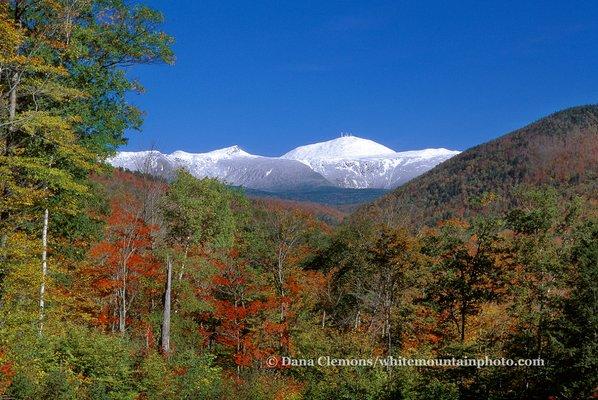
356, 106, 598, 228
243, 186, 389, 209
1, 2, 596, 400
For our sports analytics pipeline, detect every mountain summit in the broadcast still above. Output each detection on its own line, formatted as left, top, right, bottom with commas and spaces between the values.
282, 136, 459, 189
109, 136, 459, 191
282, 136, 396, 160
171, 145, 253, 160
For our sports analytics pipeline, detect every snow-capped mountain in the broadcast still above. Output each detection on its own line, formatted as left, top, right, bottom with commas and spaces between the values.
108, 136, 459, 191
282, 136, 396, 160
281, 136, 460, 189
109, 146, 331, 190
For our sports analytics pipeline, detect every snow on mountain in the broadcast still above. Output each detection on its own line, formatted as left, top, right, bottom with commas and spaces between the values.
108, 146, 331, 191
281, 136, 460, 189
109, 150, 175, 175
108, 136, 460, 191
170, 145, 254, 161
282, 136, 396, 160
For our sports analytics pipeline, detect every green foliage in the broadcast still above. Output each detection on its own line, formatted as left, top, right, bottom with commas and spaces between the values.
168, 350, 223, 399
2, 325, 224, 399
2, 2, 596, 399
138, 350, 222, 400
244, 186, 389, 207
423, 217, 507, 343
549, 219, 598, 398
295, 329, 390, 400
411, 379, 459, 400
56, 326, 137, 399
163, 170, 236, 249
2, 326, 131, 399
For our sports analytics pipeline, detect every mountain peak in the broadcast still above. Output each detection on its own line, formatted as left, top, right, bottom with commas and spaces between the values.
211, 145, 250, 157
282, 135, 396, 160
109, 135, 459, 190
171, 145, 252, 160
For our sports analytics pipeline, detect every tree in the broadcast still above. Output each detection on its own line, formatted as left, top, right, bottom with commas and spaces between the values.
551, 218, 598, 398
159, 170, 238, 354
423, 218, 507, 343
498, 190, 590, 398
363, 226, 422, 355
90, 194, 159, 334
161, 255, 173, 354
0, 0, 97, 334
257, 202, 325, 352
0, 0, 173, 338
202, 248, 271, 374
161, 170, 236, 278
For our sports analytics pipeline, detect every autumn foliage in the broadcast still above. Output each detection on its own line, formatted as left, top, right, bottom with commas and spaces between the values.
1, 0, 596, 396
90, 193, 161, 332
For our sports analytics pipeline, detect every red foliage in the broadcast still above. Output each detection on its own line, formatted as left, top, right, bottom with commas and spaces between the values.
89, 194, 161, 331
0, 350, 14, 396
199, 250, 278, 369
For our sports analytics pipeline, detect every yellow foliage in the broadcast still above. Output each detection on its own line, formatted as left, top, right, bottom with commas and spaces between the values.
0, 5, 24, 58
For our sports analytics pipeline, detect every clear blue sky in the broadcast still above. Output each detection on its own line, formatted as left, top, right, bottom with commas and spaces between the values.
123, 0, 598, 156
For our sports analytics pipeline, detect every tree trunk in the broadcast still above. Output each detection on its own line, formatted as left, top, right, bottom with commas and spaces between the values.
8, 72, 18, 129
277, 257, 286, 321
354, 310, 360, 330
460, 302, 466, 343
161, 255, 173, 355
0, 72, 19, 244
119, 287, 126, 333
386, 309, 392, 356
39, 208, 49, 335
177, 246, 189, 281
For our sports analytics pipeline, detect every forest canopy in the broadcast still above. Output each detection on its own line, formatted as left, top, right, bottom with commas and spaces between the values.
0, 1, 596, 399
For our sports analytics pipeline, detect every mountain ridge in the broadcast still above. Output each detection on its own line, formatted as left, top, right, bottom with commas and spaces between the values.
109, 136, 459, 191
353, 105, 598, 228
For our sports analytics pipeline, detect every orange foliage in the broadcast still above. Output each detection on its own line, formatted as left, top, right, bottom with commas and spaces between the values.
201, 250, 277, 369
88, 194, 160, 330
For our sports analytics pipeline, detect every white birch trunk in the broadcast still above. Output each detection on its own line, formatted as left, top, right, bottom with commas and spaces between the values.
39, 208, 49, 335
161, 255, 172, 354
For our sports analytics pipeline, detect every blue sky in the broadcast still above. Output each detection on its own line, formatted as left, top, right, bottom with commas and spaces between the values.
124, 0, 598, 156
